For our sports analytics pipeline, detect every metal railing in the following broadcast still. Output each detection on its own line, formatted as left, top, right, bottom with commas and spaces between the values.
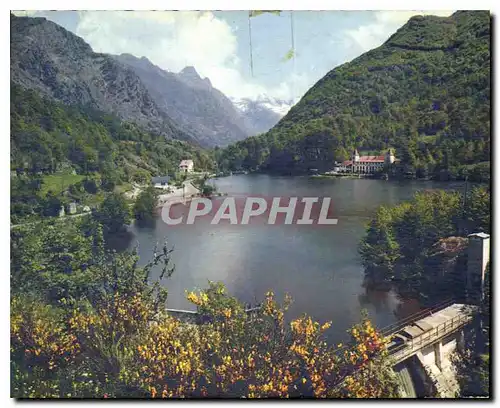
380, 298, 455, 338
388, 313, 473, 363
330, 299, 457, 358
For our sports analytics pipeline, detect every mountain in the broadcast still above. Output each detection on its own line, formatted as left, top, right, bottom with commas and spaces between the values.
219, 11, 490, 179
10, 14, 196, 144
113, 54, 250, 147
232, 96, 292, 135
10, 14, 288, 148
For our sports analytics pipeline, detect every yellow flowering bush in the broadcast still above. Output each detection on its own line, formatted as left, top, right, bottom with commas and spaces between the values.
11, 283, 398, 398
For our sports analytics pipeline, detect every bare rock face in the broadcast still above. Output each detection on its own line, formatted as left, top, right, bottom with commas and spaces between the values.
424, 236, 468, 301
114, 54, 251, 147
10, 14, 191, 142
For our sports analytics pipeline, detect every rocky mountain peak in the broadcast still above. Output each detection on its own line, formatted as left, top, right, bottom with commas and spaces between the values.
179, 66, 202, 81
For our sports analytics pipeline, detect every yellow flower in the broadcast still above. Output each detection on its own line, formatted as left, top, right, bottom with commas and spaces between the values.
321, 322, 332, 331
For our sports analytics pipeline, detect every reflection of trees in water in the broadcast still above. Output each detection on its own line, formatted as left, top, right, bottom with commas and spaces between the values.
358, 287, 422, 321
358, 287, 393, 313
106, 220, 158, 252
104, 229, 135, 252
135, 218, 157, 230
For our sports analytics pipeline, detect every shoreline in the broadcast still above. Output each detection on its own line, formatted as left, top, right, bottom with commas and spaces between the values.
217, 172, 482, 184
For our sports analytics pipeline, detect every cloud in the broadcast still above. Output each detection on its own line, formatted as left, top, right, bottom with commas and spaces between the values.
345, 10, 454, 52
75, 11, 299, 102
11, 10, 39, 17
14, 10, 455, 104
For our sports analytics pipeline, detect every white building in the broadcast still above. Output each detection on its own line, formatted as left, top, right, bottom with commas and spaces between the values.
337, 148, 398, 174
68, 202, 77, 214
179, 159, 194, 173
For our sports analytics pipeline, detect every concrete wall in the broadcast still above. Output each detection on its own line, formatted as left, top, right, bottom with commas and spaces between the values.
441, 334, 457, 360
466, 233, 490, 303
420, 344, 437, 366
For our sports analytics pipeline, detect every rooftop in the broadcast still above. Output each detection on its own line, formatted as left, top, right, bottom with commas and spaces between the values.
152, 176, 170, 184
468, 232, 490, 239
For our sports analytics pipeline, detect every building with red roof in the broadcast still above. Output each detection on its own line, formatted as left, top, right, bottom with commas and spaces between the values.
334, 149, 398, 174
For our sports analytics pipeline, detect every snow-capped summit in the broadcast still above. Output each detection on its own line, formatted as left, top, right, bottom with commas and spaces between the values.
232, 95, 294, 135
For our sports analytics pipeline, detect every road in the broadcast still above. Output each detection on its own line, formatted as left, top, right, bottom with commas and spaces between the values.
157, 181, 200, 206
11, 180, 201, 229
11, 211, 91, 229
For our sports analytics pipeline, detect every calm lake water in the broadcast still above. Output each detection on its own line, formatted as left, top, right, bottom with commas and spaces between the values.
128, 175, 463, 343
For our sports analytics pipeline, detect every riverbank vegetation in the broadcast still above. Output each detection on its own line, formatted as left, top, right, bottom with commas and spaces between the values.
11, 217, 399, 398
133, 187, 159, 224
359, 185, 490, 301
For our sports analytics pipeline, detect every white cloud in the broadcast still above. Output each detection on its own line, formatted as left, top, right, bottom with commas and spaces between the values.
346, 10, 454, 52
11, 11, 39, 17
75, 11, 300, 102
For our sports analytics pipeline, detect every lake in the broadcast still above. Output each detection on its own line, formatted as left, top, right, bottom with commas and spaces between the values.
127, 175, 464, 343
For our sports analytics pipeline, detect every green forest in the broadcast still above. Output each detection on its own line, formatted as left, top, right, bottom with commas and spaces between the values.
359, 185, 490, 396
217, 11, 490, 180
359, 185, 490, 300
10, 84, 214, 222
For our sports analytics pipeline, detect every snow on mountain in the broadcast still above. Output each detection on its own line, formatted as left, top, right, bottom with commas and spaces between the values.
232, 95, 294, 135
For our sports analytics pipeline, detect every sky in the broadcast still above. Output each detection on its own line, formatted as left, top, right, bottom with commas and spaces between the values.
12, 10, 454, 104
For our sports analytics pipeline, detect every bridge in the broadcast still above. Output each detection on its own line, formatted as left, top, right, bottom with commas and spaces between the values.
165, 306, 262, 324
383, 301, 478, 398
382, 301, 477, 365
380, 231, 490, 397
327, 300, 479, 398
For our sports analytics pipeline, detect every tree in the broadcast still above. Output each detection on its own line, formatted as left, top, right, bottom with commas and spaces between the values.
11, 282, 398, 398
359, 189, 488, 301
197, 175, 217, 197
133, 187, 158, 223
96, 192, 131, 234
42, 191, 63, 217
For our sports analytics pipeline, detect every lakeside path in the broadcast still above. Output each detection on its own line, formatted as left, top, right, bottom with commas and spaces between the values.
11, 181, 201, 229
11, 211, 91, 230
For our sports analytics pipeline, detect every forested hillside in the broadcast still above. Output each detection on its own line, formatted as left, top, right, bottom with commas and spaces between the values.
218, 11, 490, 178
10, 84, 213, 221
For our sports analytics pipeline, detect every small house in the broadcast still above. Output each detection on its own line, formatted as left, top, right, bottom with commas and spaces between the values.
179, 160, 194, 173
68, 202, 77, 215
152, 176, 171, 190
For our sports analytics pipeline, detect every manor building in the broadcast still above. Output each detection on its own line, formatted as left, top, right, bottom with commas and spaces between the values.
179, 159, 194, 173
335, 149, 398, 174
